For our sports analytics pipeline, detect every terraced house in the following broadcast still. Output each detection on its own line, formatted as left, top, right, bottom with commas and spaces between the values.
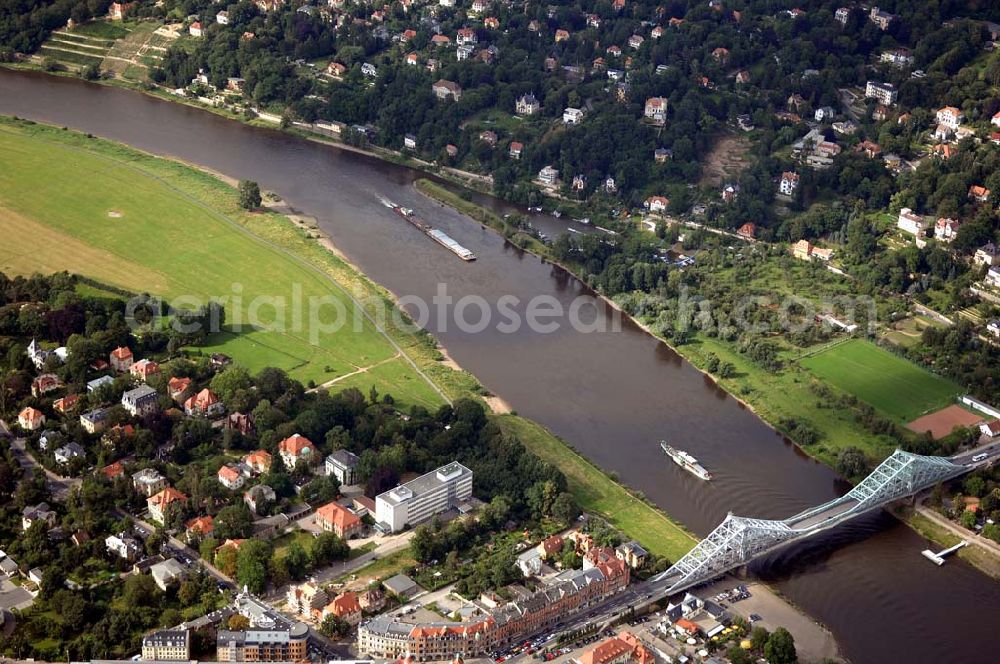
358, 549, 629, 660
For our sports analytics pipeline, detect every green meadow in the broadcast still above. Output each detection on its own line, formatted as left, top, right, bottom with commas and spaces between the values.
0, 117, 451, 409
800, 339, 961, 422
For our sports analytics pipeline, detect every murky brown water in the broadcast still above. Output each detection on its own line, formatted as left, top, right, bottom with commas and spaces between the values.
2, 69, 998, 663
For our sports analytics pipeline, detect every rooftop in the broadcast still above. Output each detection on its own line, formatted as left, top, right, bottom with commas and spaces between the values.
377, 461, 472, 506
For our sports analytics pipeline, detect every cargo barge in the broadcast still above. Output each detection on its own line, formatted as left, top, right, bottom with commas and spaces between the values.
382, 199, 476, 261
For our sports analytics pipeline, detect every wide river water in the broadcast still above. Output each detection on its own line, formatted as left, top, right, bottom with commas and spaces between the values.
2, 69, 999, 663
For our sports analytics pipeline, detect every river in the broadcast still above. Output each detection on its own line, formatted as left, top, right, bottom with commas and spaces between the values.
2, 69, 998, 663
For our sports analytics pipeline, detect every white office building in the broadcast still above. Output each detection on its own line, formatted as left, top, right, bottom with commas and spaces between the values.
375, 461, 473, 533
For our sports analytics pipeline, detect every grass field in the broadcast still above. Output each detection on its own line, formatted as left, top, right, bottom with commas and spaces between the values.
800, 339, 960, 422
497, 415, 695, 562
0, 118, 454, 409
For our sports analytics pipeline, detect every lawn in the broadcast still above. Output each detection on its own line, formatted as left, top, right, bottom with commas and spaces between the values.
800, 339, 961, 422
0, 118, 449, 409
497, 415, 695, 562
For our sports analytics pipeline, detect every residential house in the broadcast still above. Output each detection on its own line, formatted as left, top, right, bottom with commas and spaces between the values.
405, 53, 419, 66
101, 460, 125, 480
644, 196, 669, 213
108, 2, 134, 20
148, 487, 188, 523
432, 79, 462, 101
897, 208, 929, 237
244, 484, 276, 515
515, 94, 540, 116
933, 123, 954, 142
869, 6, 896, 30
864, 81, 897, 105
87, 375, 114, 393
479, 130, 497, 147
881, 48, 913, 66
969, 185, 991, 204
216, 11, 229, 25
279, 433, 314, 469
779, 171, 799, 196
130, 359, 161, 382
456, 44, 474, 61
110, 346, 134, 372
0, 558, 18, 577
980, 420, 1000, 438
736, 223, 756, 240
538, 534, 564, 560
22, 502, 57, 531
315, 501, 363, 538
322, 591, 362, 625
992, 111, 1000, 128
721, 184, 740, 203
326, 449, 360, 485
189, 21, 203, 37
326, 62, 348, 77
404, 134, 417, 150
509, 141, 523, 159
936, 106, 964, 130
287, 581, 329, 620
628, 34, 643, 49
735, 70, 750, 85
987, 320, 1000, 339
361, 63, 377, 77
185, 515, 214, 542
168, 376, 192, 403
616, 541, 648, 569
185, 388, 224, 417
105, 532, 143, 561
122, 384, 160, 418
53, 394, 80, 414
227, 411, 255, 436
456, 28, 477, 45
537, 166, 560, 186
430, 34, 450, 47
856, 140, 882, 158
562, 107, 584, 125
934, 218, 960, 243
711, 47, 729, 63
988, 266, 1000, 289
133, 468, 168, 497
80, 407, 108, 434
517, 548, 542, 577
218, 464, 246, 490
150, 558, 187, 591
18, 407, 45, 431
975, 243, 1000, 266
835, 7, 850, 24
31, 373, 62, 397
644, 97, 667, 125
55, 442, 85, 465
243, 449, 272, 475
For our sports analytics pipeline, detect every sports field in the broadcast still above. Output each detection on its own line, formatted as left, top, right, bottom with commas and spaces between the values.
800, 339, 960, 422
0, 118, 447, 409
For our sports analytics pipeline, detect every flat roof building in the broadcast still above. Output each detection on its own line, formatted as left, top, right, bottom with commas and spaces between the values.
375, 461, 472, 533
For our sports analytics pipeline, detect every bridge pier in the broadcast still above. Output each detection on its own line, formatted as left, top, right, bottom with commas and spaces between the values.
734, 565, 748, 580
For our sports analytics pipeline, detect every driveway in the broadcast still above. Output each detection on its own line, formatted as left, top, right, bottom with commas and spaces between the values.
0, 577, 34, 612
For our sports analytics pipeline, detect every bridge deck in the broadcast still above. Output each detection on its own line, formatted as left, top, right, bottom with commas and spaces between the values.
786, 498, 858, 530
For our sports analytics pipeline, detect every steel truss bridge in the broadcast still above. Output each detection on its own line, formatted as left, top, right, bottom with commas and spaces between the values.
652, 450, 975, 594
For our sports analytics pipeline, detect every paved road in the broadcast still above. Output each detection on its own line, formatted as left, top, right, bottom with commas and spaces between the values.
116, 509, 233, 584
9, 438, 81, 501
